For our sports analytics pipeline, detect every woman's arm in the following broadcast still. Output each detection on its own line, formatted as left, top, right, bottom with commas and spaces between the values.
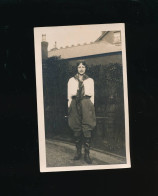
67, 78, 78, 107
84, 78, 94, 104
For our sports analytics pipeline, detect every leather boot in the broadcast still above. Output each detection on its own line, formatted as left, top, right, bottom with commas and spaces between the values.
84, 138, 92, 164
73, 137, 82, 160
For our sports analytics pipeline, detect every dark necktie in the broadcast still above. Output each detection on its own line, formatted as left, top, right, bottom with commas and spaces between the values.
76, 79, 85, 118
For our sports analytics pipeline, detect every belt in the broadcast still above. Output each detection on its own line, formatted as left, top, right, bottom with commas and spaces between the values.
72, 95, 91, 99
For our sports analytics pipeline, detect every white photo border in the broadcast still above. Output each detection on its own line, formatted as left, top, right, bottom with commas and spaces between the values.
34, 23, 131, 172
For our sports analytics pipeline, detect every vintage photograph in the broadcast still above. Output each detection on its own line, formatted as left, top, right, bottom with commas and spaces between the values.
34, 23, 130, 172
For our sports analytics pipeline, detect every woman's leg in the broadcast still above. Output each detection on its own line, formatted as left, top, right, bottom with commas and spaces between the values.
73, 132, 82, 160
81, 99, 96, 164
68, 99, 82, 132
81, 99, 96, 131
83, 130, 92, 164
68, 99, 82, 160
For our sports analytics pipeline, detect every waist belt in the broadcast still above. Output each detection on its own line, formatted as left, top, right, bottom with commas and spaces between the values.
72, 95, 91, 99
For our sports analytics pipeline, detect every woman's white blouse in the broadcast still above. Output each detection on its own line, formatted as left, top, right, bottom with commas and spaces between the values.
67, 77, 94, 107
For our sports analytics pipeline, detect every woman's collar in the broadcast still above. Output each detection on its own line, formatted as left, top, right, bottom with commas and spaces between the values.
74, 73, 89, 81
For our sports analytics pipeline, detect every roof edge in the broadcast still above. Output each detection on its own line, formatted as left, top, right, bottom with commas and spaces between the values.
95, 31, 109, 42
48, 51, 122, 60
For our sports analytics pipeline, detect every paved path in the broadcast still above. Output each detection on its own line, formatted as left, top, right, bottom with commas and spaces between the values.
46, 140, 126, 167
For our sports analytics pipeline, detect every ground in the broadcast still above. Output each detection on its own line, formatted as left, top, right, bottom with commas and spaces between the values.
46, 139, 126, 167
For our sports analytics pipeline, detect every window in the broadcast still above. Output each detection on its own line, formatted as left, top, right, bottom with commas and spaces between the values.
114, 32, 121, 43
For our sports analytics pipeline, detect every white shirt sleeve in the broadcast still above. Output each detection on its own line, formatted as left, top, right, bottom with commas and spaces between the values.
67, 78, 78, 107
84, 78, 94, 104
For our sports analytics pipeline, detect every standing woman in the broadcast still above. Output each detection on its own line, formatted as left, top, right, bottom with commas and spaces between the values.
67, 61, 96, 164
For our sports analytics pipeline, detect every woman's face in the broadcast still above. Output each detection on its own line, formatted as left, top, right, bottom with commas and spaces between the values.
77, 63, 86, 75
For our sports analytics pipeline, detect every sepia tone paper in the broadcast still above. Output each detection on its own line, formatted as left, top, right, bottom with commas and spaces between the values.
34, 23, 131, 172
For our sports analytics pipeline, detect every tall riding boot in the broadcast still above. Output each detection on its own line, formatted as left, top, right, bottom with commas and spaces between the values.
84, 138, 92, 164
73, 137, 82, 160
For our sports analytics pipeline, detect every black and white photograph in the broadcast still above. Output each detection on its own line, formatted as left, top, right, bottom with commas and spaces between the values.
34, 23, 130, 172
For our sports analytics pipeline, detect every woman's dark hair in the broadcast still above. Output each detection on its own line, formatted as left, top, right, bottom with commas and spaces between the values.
76, 60, 87, 68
